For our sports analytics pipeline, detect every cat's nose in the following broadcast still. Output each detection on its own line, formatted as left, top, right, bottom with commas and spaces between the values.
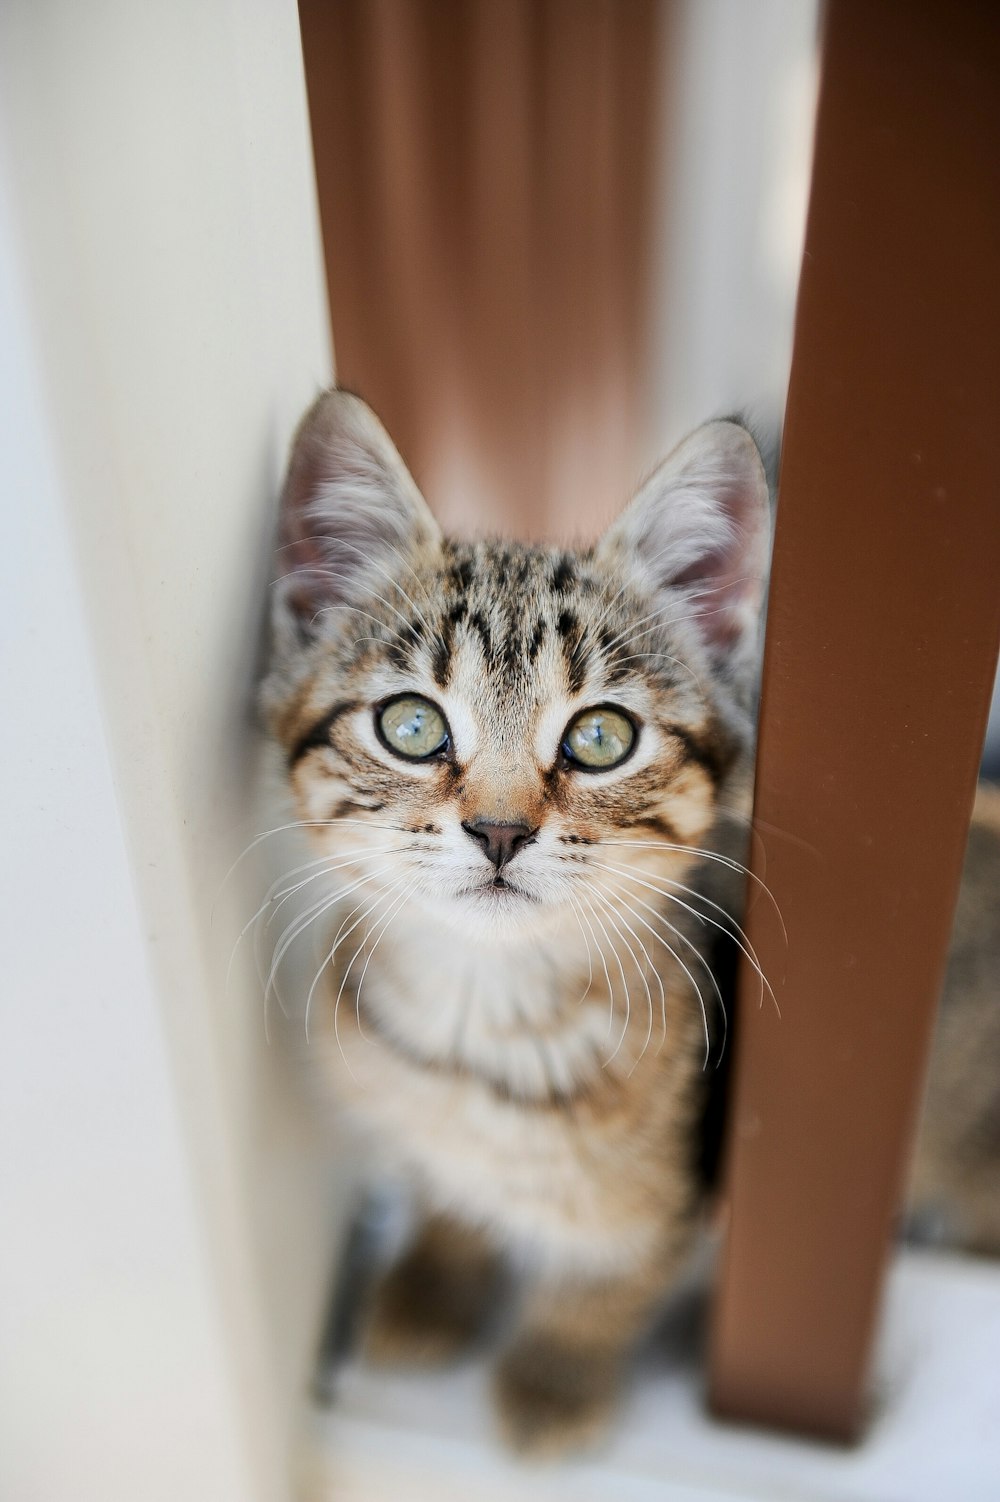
461, 819, 538, 870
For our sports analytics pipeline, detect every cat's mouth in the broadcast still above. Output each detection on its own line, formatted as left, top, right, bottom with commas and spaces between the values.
458, 875, 537, 904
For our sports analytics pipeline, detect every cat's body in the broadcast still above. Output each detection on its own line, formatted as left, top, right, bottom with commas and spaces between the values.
262, 388, 770, 1453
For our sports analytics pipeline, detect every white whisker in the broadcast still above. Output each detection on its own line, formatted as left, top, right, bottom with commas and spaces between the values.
598, 872, 723, 1066
566, 895, 596, 1006
276, 557, 427, 648
587, 885, 659, 1075
579, 889, 631, 1060
276, 530, 449, 654
329, 879, 408, 1052
309, 878, 405, 1053
594, 571, 751, 661
329, 536, 449, 659
219, 816, 408, 893
571, 893, 617, 1031
600, 838, 787, 946
351, 878, 418, 1035
265, 861, 398, 1021
275, 594, 412, 650
227, 845, 394, 996
593, 859, 779, 1020
264, 846, 408, 929
264, 887, 344, 1021
610, 650, 703, 689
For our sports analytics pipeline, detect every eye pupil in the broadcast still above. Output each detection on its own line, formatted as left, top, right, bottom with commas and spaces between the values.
377, 695, 449, 760
562, 706, 635, 770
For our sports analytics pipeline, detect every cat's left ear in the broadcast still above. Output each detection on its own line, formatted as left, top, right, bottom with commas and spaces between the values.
597, 420, 771, 661
272, 387, 441, 650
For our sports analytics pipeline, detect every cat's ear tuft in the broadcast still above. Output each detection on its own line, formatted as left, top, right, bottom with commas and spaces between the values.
598, 420, 770, 662
272, 388, 440, 647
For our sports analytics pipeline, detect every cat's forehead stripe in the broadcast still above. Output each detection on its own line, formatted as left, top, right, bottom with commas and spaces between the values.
430, 540, 616, 697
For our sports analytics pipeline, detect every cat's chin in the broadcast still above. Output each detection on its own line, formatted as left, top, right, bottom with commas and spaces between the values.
415, 878, 564, 942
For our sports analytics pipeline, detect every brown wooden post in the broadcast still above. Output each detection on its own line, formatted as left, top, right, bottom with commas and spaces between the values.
709, 0, 1000, 1440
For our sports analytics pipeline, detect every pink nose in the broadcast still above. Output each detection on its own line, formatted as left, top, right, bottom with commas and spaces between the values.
461, 820, 538, 870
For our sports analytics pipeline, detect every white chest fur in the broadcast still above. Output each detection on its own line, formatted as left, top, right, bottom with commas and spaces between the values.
319, 905, 700, 1274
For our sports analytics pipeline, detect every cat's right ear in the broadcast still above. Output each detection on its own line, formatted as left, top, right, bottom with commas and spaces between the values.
272, 388, 440, 650
596, 419, 771, 666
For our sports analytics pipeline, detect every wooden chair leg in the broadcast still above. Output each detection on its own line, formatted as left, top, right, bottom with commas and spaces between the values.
709, 0, 1000, 1441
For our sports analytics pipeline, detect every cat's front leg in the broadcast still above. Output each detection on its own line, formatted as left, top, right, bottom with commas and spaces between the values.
363, 1212, 501, 1367
493, 1253, 677, 1459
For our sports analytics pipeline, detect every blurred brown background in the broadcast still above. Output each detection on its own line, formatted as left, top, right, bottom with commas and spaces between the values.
300, 0, 664, 540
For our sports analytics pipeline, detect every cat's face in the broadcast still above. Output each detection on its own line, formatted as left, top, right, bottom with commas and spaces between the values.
263, 392, 768, 941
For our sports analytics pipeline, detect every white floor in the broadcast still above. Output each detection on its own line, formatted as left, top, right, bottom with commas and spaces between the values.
301, 1249, 1000, 1502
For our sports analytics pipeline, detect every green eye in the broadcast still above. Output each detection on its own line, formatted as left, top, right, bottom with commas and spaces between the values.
377, 695, 450, 760
562, 706, 636, 771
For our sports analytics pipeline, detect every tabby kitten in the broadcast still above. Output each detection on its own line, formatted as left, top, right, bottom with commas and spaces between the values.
261, 388, 770, 1456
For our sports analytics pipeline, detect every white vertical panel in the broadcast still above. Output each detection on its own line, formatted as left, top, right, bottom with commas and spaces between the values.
0, 166, 254, 1500
0, 2, 344, 1497
645, 0, 819, 452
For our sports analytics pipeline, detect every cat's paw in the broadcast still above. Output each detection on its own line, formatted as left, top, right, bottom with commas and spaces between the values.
493, 1335, 619, 1460
362, 1238, 497, 1367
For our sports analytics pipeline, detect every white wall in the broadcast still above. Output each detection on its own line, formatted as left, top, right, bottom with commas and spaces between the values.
646, 0, 819, 455
0, 3, 344, 1498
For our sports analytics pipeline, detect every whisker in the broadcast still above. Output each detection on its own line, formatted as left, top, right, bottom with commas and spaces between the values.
351, 877, 418, 1039
277, 530, 449, 653
627, 882, 724, 1062
328, 536, 450, 660
258, 853, 411, 1003
571, 893, 617, 1031
264, 846, 409, 930
594, 572, 756, 662
264, 887, 345, 1022
593, 859, 779, 1020
595, 879, 673, 1059
275, 559, 428, 649
601, 838, 787, 946
308, 878, 405, 1052
609, 650, 703, 690
596, 857, 765, 1001
593, 597, 699, 664
293, 597, 414, 652
220, 816, 409, 893
714, 803, 821, 858
227, 845, 393, 994
600, 855, 761, 965
264, 862, 397, 1019
701, 803, 769, 887
598, 872, 723, 1066
583, 535, 722, 642
310, 590, 413, 647
329, 879, 409, 1052
587, 885, 659, 1075
579, 889, 631, 1060
597, 604, 697, 660
566, 895, 596, 1006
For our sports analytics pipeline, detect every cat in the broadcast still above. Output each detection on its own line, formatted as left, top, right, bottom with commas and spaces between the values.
260, 386, 772, 1457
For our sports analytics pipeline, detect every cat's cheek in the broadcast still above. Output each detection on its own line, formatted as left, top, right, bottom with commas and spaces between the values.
289, 760, 340, 824
291, 756, 387, 831
661, 762, 717, 843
